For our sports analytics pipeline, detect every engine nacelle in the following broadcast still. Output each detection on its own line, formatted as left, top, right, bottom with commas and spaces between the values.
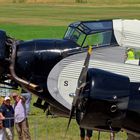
0, 30, 7, 61
77, 68, 130, 132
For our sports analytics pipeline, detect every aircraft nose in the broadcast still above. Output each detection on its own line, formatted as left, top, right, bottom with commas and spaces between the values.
0, 30, 7, 58
0, 30, 8, 75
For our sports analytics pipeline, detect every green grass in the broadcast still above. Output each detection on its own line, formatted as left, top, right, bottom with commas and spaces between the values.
14, 112, 127, 140
0, 4, 140, 40
11, 94, 127, 139
0, 3, 139, 140
18, 115, 127, 140
0, 4, 140, 27
1, 0, 140, 5
0, 24, 66, 40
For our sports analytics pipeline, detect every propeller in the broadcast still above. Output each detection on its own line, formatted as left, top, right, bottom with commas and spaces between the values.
65, 46, 93, 135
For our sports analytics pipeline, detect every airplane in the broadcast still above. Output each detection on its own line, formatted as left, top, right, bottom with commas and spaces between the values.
0, 19, 140, 139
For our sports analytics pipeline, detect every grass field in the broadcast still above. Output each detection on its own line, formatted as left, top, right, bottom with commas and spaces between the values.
1, 0, 140, 5
0, 2, 140, 140
0, 3, 139, 40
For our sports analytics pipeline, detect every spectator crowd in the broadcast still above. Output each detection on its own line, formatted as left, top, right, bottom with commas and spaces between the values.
0, 92, 32, 140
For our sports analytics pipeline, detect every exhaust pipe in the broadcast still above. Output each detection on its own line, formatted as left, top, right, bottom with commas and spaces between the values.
9, 40, 43, 93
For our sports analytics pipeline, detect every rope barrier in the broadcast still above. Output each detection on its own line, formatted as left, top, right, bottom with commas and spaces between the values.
0, 114, 47, 120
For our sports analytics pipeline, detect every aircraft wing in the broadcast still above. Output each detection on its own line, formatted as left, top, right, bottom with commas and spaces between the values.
113, 19, 140, 48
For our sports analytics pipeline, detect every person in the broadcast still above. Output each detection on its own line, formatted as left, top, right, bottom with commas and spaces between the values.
21, 90, 32, 115
125, 48, 139, 65
80, 127, 93, 140
126, 48, 135, 60
0, 111, 5, 140
0, 96, 14, 140
0, 123, 5, 140
76, 109, 93, 140
12, 92, 31, 140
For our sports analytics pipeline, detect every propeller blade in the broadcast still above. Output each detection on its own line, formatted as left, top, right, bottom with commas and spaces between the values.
65, 105, 75, 136
65, 46, 93, 135
77, 46, 92, 89
73, 46, 92, 107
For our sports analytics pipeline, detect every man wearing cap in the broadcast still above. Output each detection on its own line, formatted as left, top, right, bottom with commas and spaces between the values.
12, 92, 31, 140
0, 96, 14, 140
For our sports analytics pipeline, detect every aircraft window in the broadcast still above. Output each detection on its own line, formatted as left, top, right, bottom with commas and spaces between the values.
64, 27, 86, 46
76, 34, 86, 46
83, 31, 112, 47
64, 27, 75, 39
64, 26, 113, 48
83, 21, 112, 33
78, 24, 90, 34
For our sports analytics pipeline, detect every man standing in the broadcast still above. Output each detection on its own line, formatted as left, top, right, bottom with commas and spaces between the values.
12, 92, 31, 140
0, 96, 14, 140
80, 128, 93, 140
0, 120, 5, 140
21, 90, 32, 115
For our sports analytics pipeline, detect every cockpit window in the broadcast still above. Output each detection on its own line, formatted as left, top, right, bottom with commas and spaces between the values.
83, 31, 112, 47
64, 27, 86, 46
64, 20, 117, 48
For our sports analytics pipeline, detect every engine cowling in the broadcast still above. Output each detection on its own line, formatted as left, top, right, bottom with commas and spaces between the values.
77, 68, 130, 132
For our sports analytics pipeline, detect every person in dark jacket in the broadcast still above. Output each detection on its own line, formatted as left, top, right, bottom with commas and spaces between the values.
76, 109, 93, 140
80, 127, 93, 140
0, 96, 14, 140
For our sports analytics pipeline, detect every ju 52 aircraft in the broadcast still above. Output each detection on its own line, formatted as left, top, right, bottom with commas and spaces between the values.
0, 19, 140, 139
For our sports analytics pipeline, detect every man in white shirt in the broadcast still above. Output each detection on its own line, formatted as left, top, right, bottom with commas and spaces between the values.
12, 93, 31, 140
